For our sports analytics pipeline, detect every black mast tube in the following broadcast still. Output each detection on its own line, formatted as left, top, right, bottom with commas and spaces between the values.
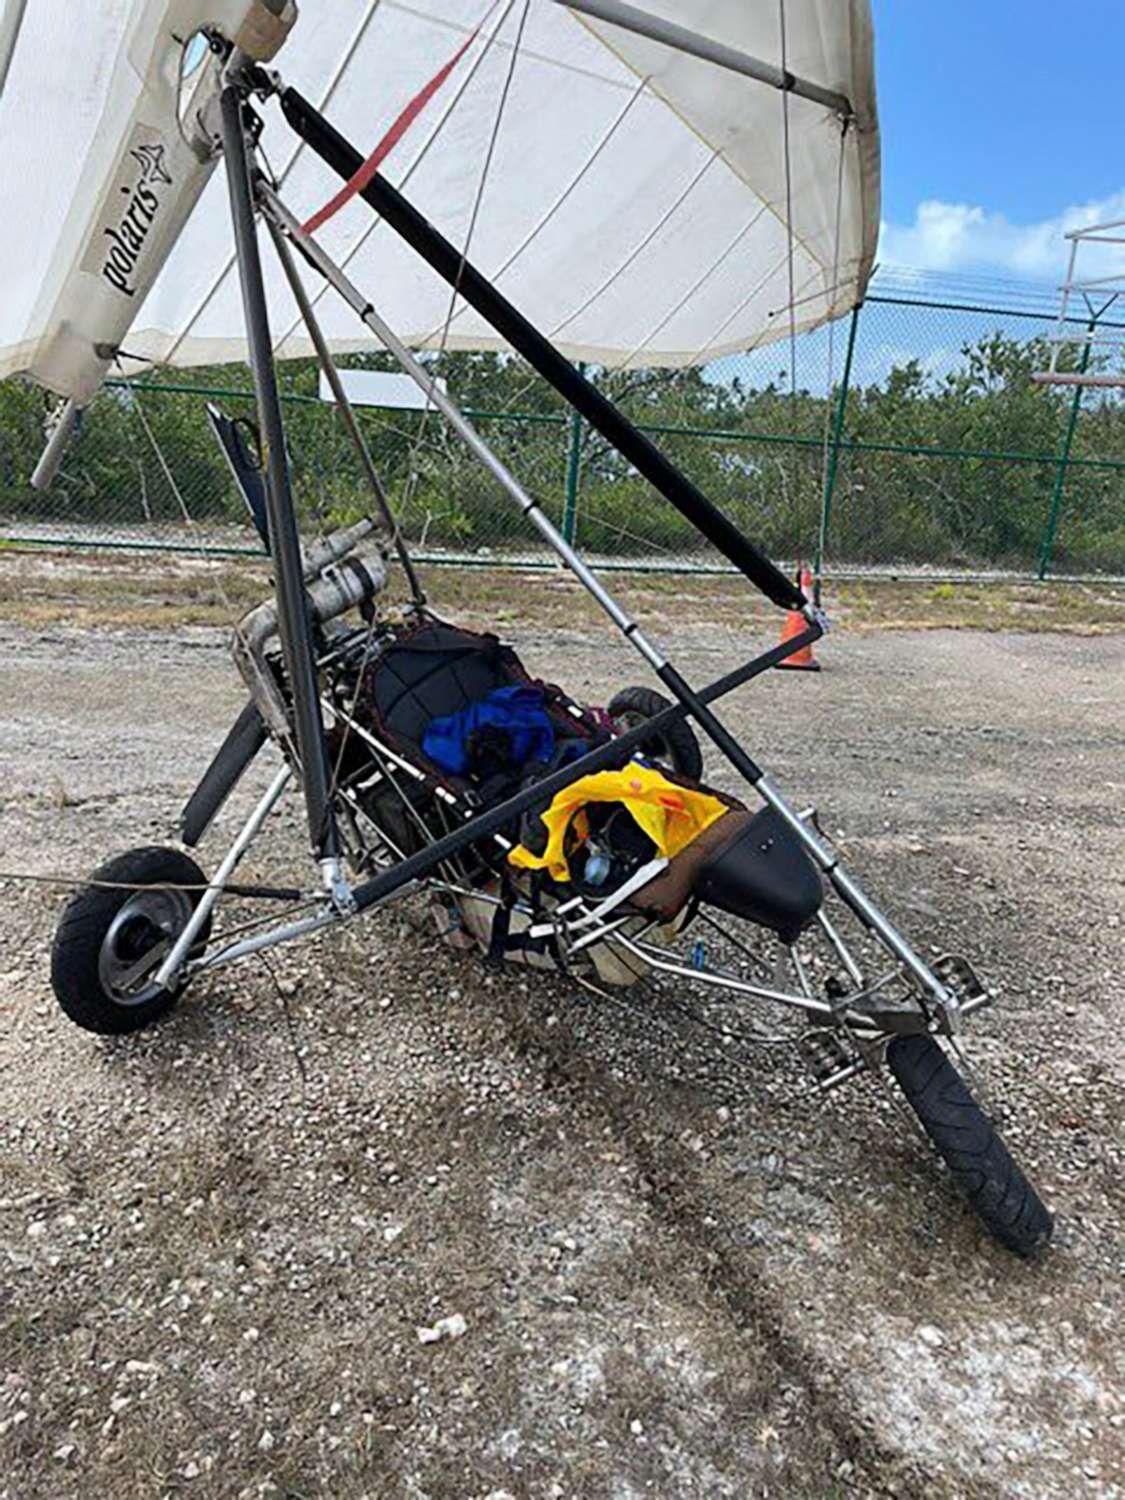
221, 86, 338, 862
279, 87, 806, 614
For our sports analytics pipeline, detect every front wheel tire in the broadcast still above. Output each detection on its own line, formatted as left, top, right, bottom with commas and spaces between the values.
887, 1034, 1053, 1258
51, 847, 212, 1036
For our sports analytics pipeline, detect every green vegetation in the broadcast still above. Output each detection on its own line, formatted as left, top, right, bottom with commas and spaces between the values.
1, 329, 1123, 573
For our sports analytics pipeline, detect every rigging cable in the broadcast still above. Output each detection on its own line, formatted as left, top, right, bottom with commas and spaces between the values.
268, 0, 515, 358
118, 367, 299, 766
131, 389, 193, 526
429, 74, 649, 347
815, 121, 850, 605
398, 0, 532, 522
163, 0, 390, 368
777, 0, 801, 573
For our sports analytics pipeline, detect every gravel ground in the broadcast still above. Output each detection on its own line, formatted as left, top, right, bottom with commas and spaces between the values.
0, 607, 1123, 1499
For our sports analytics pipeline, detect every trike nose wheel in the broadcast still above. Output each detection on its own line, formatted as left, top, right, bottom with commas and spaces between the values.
888, 1034, 1054, 1258
51, 847, 212, 1036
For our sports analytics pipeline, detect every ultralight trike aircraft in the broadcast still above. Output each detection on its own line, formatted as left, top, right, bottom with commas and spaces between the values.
0, 0, 1052, 1257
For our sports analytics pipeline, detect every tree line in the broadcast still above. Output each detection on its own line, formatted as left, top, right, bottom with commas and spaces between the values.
1, 330, 1122, 572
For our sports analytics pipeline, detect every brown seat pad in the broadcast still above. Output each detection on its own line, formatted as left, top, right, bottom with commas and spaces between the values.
628, 806, 754, 921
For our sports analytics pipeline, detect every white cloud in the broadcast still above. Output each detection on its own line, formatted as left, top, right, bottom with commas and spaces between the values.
879, 191, 1125, 282
853, 340, 962, 389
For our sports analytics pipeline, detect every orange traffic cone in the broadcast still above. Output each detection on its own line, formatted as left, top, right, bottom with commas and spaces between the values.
776, 563, 821, 672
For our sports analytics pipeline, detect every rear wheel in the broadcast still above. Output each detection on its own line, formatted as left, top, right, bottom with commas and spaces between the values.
51, 847, 212, 1036
887, 1034, 1053, 1258
607, 686, 704, 782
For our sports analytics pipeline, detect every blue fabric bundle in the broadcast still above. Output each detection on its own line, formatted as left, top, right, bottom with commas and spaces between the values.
422, 684, 556, 777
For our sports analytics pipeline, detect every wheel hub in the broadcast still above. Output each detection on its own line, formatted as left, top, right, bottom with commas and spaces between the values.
98, 888, 194, 1006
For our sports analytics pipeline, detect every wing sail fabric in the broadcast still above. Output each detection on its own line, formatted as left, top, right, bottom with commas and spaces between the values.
0, 0, 879, 402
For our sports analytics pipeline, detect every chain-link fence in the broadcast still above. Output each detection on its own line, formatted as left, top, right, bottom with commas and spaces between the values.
2, 272, 1123, 580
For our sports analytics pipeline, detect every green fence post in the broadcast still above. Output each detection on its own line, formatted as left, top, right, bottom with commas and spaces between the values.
1038, 319, 1094, 580
562, 362, 585, 545
814, 303, 860, 603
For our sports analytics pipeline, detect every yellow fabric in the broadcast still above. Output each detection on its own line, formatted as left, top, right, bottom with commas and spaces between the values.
509, 762, 729, 883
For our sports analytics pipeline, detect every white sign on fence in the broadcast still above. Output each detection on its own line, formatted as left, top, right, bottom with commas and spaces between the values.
318, 369, 446, 411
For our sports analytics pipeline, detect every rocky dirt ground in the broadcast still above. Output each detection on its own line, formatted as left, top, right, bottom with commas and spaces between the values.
0, 562, 1122, 1499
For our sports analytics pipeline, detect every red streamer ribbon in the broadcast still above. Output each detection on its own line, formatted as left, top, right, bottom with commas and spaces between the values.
301, 23, 483, 236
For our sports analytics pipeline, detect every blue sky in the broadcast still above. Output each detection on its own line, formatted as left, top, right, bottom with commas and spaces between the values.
721, 2, 1125, 399
872, 0, 1125, 282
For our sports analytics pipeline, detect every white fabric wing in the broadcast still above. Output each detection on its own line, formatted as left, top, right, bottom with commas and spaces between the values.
0, 0, 879, 400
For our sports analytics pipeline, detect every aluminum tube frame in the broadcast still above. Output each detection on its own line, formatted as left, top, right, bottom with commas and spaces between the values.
611, 931, 836, 1020
815, 908, 864, 989
190, 901, 375, 974
276, 86, 805, 614
264, 214, 427, 610
754, 773, 957, 1018
30, 397, 80, 492
154, 763, 292, 989
219, 84, 340, 870
256, 182, 956, 1022
553, 0, 852, 117
259, 185, 670, 671
261, 187, 779, 803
